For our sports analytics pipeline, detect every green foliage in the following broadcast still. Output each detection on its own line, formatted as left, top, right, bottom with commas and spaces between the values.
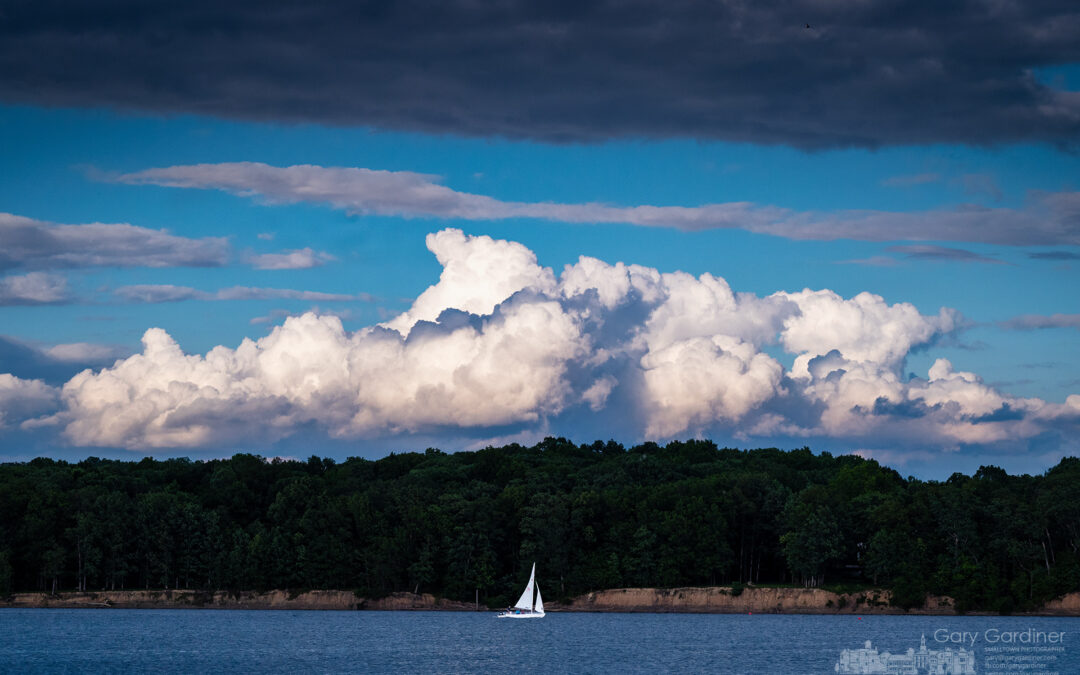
0, 550, 12, 596
780, 486, 842, 586
0, 442, 1076, 613
890, 577, 927, 610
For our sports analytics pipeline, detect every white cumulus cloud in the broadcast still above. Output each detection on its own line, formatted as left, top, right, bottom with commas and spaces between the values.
61, 298, 585, 448
780, 289, 959, 377
33, 228, 1078, 455
384, 229, 556, 336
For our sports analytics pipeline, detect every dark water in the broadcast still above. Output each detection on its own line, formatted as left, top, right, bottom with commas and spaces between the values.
1, 609, 1076, 673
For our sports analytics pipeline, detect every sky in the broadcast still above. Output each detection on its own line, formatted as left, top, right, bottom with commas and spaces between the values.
1, 0, 1078, 478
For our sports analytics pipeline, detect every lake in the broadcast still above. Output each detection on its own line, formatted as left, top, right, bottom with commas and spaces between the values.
1, 609, 1076, 673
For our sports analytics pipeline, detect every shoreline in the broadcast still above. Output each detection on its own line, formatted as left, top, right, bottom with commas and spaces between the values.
3, 587, 1080, 616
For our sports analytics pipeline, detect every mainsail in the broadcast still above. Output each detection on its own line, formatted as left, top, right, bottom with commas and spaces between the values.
513, 563, 537, 611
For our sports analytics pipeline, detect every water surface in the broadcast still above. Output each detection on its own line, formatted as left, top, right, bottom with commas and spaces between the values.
1, 609, 1076, 673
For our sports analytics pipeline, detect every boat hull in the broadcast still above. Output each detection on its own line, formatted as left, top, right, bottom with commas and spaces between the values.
496, 611, 545, 619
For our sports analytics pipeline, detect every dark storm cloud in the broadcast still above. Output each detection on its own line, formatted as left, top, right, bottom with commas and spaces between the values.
1, 1, 1079, 147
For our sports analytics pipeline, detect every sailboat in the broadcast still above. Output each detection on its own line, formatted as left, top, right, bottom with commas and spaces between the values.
497, 562, 545, 618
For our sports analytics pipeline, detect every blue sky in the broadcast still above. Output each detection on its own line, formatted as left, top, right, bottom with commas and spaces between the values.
1, 2, 1079, 477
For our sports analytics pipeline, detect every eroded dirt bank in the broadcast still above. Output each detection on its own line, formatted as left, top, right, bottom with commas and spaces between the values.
0, 589, 473, 611
551, 587, 954, 614
3, 587, 1078, 615
553, 587, 1080, 616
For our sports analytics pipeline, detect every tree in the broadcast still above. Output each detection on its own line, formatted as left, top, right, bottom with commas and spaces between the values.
781, 486, 842, 587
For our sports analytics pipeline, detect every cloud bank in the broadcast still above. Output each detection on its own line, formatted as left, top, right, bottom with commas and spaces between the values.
113, 284, 364, 304
2, 1, 1079, 147
0, 212, 229, 271
115, 163, 1080, 246
4, 229, 1075, 456
0, 213, 338, 288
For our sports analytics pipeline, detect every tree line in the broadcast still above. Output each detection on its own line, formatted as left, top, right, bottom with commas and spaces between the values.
1, 439, 1078, 613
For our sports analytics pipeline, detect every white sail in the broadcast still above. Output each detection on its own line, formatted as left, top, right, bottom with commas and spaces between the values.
497, 562, 545, 618
512, 563, 536, 610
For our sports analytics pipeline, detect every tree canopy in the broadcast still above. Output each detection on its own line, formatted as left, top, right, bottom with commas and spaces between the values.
1, 440, 1077, 613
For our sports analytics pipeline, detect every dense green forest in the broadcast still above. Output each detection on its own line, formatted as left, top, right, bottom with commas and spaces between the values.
1, 439, 1078, 613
